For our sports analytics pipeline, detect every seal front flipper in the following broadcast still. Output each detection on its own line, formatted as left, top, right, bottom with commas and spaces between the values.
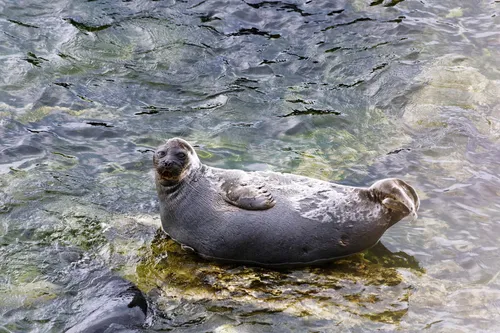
221, 179, 276, 210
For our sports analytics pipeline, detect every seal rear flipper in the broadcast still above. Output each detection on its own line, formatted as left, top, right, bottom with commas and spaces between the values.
370, 178, 420, 223
221, 180, 276, 210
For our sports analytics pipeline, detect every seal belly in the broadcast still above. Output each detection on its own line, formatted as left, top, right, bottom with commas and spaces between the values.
162, 178, 391, 266
215, 199, 389, 265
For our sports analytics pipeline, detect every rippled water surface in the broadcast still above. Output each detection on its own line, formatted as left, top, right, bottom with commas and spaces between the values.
1, 0, 500, 332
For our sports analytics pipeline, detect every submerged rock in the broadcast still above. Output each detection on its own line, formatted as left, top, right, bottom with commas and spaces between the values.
132, 231, 423, 329
65, 275, 147, 333
402, 54, 500, 139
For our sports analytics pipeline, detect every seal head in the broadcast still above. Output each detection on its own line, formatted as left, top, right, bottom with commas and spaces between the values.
153, 138, 201, 186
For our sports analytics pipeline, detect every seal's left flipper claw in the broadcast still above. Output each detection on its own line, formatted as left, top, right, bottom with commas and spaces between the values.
221, 181, 276, 210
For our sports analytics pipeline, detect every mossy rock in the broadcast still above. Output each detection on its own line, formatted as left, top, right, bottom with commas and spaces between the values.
0, 280, 59, 308
133, 231, 422, 322
403, 55, 500, 132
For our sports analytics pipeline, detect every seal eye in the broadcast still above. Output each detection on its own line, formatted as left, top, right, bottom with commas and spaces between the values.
157, 151, 166, 158
176, 152, 186, 159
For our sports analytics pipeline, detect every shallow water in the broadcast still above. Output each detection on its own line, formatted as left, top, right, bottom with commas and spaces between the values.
1, 0, 500, 332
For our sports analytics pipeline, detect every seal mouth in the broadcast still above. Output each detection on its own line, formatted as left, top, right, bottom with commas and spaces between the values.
156, 161, 184, 181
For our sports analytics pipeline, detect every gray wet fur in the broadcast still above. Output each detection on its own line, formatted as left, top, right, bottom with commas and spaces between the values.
154, 138, 420, 267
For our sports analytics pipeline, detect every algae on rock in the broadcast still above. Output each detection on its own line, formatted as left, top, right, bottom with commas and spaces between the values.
134, 231, 422, 326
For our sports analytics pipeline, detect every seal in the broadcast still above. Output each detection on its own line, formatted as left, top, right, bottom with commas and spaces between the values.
154, 138, 420, 267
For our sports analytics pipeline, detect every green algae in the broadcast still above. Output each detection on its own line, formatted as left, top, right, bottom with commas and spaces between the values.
424, 320, 444, 329
0, 280, 59, 308
363, 243, 425, 273
101, 163, 126, 174
196, 150, 214, 159
344, 293, 380, 305
290, 148, 338, 181
24, 52, 48, 67
15, 105, 115, 125
35, 213, 106, 250
132, 231, 420, 324
17, 106, 54, 124
134, 232, 214, 292
52, 151, 76, 159
445, 8, 464, 18
135, 231, 418, 292
398, 288, 413, 303
64, 18, 112, 33
361, 309, 407, 324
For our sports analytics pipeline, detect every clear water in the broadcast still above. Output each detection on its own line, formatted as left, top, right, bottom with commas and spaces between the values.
1, 0, 500, 332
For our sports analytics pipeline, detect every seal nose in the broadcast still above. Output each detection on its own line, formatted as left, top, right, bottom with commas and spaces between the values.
405, 199, 418, 222
162, 160, 174, 168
